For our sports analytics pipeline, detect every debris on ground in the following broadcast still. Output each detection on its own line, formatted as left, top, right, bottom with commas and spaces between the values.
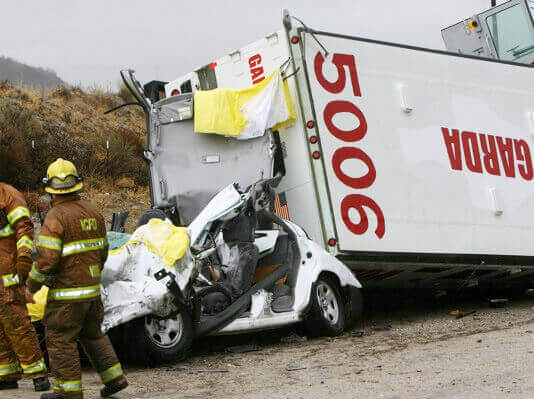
449, 309, 476, 319
197, 368, 229, 373
372, 325, 392, 331
286, 363, 307, 371
488, 298, 508, 308
226, 344, 261, 354
166, 365, 190, 372
350, 330, 364, 337
281, 331, 307, 344
116, 177, 136, 189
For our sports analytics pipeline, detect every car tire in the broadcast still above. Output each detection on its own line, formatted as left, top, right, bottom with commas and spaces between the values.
130, 310, 193, 365
137, 209, 167, 227
304, 276, 345, 337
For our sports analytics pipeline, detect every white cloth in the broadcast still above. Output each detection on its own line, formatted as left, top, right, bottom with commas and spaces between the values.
239, 71, 291, 140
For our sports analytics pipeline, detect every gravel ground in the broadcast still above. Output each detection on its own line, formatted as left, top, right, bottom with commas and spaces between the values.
10, 292, 534, 399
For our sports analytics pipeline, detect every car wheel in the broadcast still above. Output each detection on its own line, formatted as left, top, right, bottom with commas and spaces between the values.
130, 310, 193, 365
137, 209, 167, 227
304, 276, 345, 337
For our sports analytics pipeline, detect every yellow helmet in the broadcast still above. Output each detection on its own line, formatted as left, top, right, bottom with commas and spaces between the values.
43, 158, 84, 194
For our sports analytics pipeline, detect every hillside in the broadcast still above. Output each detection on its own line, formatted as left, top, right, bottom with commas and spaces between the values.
0, 81, 150, 229
0, 56, 64, 88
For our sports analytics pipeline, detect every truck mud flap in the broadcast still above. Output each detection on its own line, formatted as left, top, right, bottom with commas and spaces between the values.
344, 285, 363, 330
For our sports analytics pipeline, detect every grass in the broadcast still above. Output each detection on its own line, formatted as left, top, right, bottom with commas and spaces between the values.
0, 82, 151, 227
0, 82, 147, 190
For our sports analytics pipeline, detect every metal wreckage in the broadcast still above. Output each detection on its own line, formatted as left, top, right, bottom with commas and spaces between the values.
34, 1, 534, 364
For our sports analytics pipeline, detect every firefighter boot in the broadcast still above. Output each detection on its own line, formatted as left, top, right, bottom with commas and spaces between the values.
100, 379, 128, 398
0, 381, 18, 390
40, 393, 62, 399
34, 376, 51, 392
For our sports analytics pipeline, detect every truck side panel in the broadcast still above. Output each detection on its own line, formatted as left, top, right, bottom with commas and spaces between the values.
300, 31, 534, 257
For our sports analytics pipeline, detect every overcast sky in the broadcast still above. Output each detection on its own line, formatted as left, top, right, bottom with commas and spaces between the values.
0, 0, 508, 89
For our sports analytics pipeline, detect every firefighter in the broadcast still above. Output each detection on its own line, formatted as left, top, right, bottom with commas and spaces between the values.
26, 158, 128, 399
0, 182, 50, 392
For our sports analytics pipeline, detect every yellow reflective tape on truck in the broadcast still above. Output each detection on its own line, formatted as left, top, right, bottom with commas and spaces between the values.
0, 224, 15, 238
16, 235, 33, 251
48, 285, 101, 301
2, 273, 19, 287
7, 206, 30, 224
61, 237, 106, 257
36, 235, 62, 252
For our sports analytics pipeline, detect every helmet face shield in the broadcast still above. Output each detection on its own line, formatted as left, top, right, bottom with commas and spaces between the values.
46, 174, 81, 190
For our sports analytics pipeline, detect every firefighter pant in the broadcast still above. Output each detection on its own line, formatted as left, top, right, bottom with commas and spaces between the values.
0, 286, 47, 382
44, 300, 126, 399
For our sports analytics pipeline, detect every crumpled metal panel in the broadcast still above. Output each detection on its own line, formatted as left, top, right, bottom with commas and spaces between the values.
101, 243, 193, 332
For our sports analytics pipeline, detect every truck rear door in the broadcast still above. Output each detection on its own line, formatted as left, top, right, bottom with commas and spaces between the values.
121, 70, 276, 224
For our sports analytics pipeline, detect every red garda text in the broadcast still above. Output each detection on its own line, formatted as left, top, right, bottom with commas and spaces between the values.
441, 127, 533, 181
248, 54, 265, 84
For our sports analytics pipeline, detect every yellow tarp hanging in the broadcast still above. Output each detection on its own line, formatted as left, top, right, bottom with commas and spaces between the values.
193, 68, 296, 139
27, 286, 48, 322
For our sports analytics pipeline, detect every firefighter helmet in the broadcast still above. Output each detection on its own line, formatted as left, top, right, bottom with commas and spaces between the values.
43, 158, 84, 194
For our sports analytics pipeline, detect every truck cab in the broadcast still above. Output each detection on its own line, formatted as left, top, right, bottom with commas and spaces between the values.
442, 0, 534, 64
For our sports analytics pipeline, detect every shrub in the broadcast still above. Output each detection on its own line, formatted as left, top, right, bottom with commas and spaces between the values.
50, 85, 72, 100
0, 99, 43, 188
0, 85, 147, 190
87, 88, 119, 110
117, 81, 135, 103
0, 79, 11, 90
84, 129, 147, 185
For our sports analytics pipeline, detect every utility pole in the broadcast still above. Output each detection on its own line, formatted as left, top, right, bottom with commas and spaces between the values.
491, 0, 496, 6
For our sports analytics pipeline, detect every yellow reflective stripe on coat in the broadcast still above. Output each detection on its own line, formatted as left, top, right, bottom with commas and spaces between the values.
21, 358, 46, 374
0, 224, 15, 238
7, 206, 30, 224
2, 273, 19, 287
0, 361, 22, 376
61, 237, 106, 257
29, 265, 49, 284
16, 235, 33, 251
48, 285, 101, 301
57, 380, 82, 392
36, 235, 62, 252
99, 363, 124, 383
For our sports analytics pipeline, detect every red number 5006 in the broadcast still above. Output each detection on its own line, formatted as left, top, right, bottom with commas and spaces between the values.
314, 52, 385, 239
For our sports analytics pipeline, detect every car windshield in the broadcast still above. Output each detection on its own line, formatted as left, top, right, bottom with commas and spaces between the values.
487, 2, 534, 61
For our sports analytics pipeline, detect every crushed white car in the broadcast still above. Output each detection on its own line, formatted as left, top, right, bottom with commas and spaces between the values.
102, 182, 362, 364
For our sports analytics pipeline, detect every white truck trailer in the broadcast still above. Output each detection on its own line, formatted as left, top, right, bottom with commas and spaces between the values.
122, 1, 534, 290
